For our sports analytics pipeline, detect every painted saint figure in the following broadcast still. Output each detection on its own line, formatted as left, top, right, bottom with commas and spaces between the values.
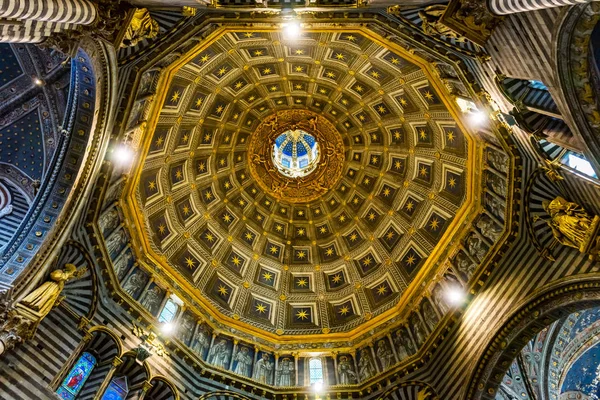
233, 346, 253, 377
122, 271, 145, 297
253, 353, 274, 384
208, 339, 230, 369
276, 357, 295, 386
337, 356, 356, 385
191, 327, 210, 357
139, 285, 162, 315
393, 330, 415, 360
358, 349, 376, 381
376, 340, 395, 370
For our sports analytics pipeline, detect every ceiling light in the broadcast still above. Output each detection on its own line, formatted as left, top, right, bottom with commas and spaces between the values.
161, 322, 175, 335
445, 286, 466, 307
283, 21, 302, 39
113, 144, 134, 166
33, 78, 43, 86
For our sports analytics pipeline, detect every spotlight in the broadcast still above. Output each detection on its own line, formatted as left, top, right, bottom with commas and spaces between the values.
161, 322, 175, 335
445, 286, 466, 307
283, 21, 302, 39
313, 381, 323, 393
33, 78, 43, 86
113, 144, 133, 166
469, 110, 487, 125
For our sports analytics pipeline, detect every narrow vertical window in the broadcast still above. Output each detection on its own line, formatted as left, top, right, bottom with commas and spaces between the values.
56, 352, 96, 399
101, 376, 129, 400
309, 358, 323, 384
158, 298, 179, 323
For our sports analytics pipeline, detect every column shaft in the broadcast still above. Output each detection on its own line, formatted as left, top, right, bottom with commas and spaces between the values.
0, 0, 97, 25
488, 0, 594, 15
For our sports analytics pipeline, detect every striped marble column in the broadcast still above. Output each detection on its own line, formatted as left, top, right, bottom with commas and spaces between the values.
0, 0, 97, 25
488, 0, 597, 15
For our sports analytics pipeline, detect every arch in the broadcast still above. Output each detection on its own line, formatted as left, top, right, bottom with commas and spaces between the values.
466, 274, 600, 400
106, 351, 152, 399
145, 376, 180, 400
197, 391, 254, 400
88, 325, 125, 357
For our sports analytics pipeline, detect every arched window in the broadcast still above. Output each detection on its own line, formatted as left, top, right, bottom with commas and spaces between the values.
158, 298, 179, 323
101, 376, 128, 399
56, 352, 96, 399
309, 358, 323, 384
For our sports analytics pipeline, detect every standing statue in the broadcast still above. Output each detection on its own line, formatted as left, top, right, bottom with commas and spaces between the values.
208, 339, 230, 369
191, 327, 210, 357
358, 349, 376, 381
233, 346, 253, 377
376, 340, 395, 370
543, 196, 600, 259
276, 357, 295, 386
337, 356, 357, 384
254, 353, 274, 384
139, 285, 162, 315
19, 264, 86, 317
121, 8, 159, 48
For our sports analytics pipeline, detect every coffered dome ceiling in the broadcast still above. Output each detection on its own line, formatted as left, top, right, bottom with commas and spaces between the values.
126, 28, 472, 339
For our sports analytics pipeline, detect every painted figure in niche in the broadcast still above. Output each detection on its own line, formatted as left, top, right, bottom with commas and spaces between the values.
139, 285, 162, 315
411, 315, 428, 346
421, 300, 439, 331
358, 349, 376, 381
486, 173, 507, 197
254, 353, 274, 384
543, 196, 600, 259
20, 263, 86, 317
485, 194, 505, 221
99, 208, 119, 236
467, 234, 488, 262
477, 216, 502, 242
376, 339, 395, 370
276, 357, 295, 386
233, 346, 253, 377
208, 339, 230, 369
113, 252, 132, 281
523, 352, 540, 378
106, 230, 127, 258
66, 365, 86, 391
393, 329, 415, 360
56, 352, 96, 399
177, 313, 195, 345
337, 356, 356, 384
191, 326, 210, 357
454, 251, 476, 281
486, 149, 509, 174
122, 271, 145, 297
432, 284, 449, 314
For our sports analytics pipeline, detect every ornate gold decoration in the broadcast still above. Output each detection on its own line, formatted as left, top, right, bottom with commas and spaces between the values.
439, 0, 502, 46
543, 196, 600, 260
131, 323, 169, 362
247, 110, 345, 203
419, 5, 466, 42
121, 8, 159, 48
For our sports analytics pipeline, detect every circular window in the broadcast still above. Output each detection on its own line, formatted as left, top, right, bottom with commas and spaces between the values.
272, 129, 320, 178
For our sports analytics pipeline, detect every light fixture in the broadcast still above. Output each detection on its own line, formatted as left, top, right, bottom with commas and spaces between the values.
33, 77, 43, 86
113, 144, 134, 166
313, 381, 323, 393
469, 110, 487, 125
445, 286, 466, 307
161, 322, 175, 335
283, 20, 302, 39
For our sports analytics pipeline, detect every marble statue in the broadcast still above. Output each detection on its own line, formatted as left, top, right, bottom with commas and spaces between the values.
208, 339, 230, 369
376, 339, 395, 370
123, 271, 146, 297
254, 353, 274, 384
20, 264, 86, 317
393, 330, 415, 360
191, 327, 210, 357
233, 346, 253, 377
358, 349, 376, 381
543, 196, 600, 259
276, 357, 295, 386
139, 285, 162, 315
467, 235, 488, 262
337, 356, 356, 385
477, 216, 502, 242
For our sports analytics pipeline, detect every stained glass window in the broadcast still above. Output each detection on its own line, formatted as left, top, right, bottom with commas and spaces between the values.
101, 376, 128, 400
56, 352, 96, 400
309, 358, 323, 384
158, 298, 179, 323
